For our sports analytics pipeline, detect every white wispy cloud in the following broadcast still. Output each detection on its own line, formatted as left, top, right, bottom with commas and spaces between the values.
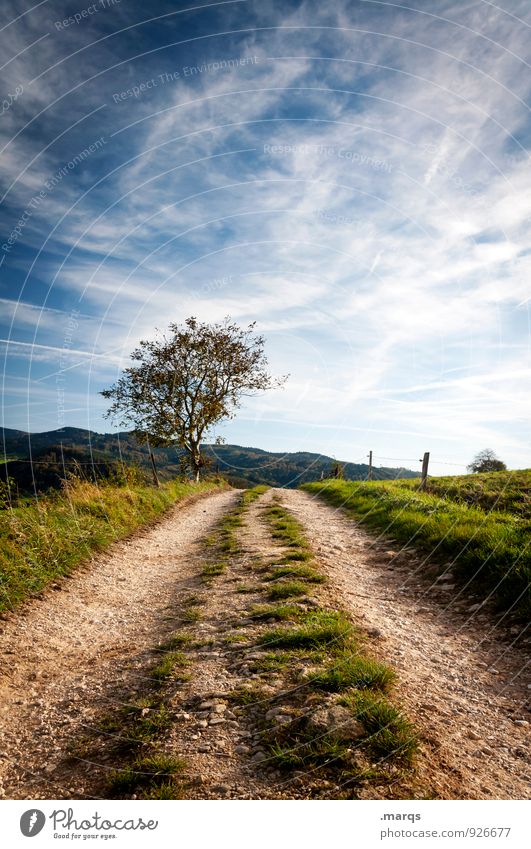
1, 0, 530, 469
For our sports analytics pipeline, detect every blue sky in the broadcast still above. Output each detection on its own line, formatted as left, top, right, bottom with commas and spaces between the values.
1, 0, 530, 474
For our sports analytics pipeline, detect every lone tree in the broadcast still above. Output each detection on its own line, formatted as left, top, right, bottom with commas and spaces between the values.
467, 448, 507, 473
101, 317, 286, 481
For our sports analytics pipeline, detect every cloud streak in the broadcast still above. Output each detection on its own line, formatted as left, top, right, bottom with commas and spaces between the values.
0, 0, 530, 471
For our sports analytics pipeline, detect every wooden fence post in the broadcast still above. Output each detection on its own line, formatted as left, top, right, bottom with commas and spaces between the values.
149, 450, 160, 488
367, 450, 373, 481
145, 438, 160, 488
419, 452, 430, 490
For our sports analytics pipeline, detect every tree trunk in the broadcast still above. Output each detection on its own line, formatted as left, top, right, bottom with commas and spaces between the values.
189, 440, 202, 483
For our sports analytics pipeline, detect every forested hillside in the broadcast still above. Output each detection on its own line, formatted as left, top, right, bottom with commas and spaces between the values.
0, 427, 418, 492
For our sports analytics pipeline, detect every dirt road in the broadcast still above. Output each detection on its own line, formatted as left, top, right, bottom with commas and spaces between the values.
281, 489, 530, 799
0, 486, 528, 800
0, 489, 238, 799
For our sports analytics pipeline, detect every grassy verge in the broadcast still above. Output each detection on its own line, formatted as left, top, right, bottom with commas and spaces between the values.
0, 477, 226, 613
303, 477, 530, 618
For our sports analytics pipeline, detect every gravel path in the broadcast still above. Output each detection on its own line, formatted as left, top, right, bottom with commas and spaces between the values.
0, 489, 238, 799
0, 485, 529, 800
279, 489, 530, 800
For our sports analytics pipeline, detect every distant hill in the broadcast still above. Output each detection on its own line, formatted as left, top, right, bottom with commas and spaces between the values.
0, 427, 419, 492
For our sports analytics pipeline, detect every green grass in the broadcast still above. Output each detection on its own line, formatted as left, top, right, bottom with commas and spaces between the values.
159, 633, 192, 650
251, 651, 297, 671
269, 736, 350, 770
107, 754, 186, 795
133, 704, 174, 740
180, 607, 201, 622
252, 648, 326, 672
309, 654, 395, 692
224, 633, 249, 643
151, 651, 189, 682
417, 469, 531, 518
142, 780, 185, 799
202, 561, 227, 579
259, 610, 352, 649
279, 549, 313, 563
205, 488, 260, 561
99, 700, 174, 746
303, 477, 531, 617
265, 504, 313, 557
340, 691, 418, 765
264, 565, 326, 583
227, 684, 270, 705
267, 580, 308, 600
0, 477, 225, 613
242, 485, 270, 504
202, 485, 269, 574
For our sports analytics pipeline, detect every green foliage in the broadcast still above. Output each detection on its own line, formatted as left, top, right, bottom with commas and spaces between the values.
0, 477, 223, 613
467, 448, 507, 474
303, 476, 531, 617
227, 685, 270, 705
251, 651, 296, 671
242, 484, 270, 503
132, 704, 173, 741
101, 317, 284, 479
142, 780, 185, 799
235, 583, 259, 593
0, 426, 420, 491
0, 477, 15, 508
